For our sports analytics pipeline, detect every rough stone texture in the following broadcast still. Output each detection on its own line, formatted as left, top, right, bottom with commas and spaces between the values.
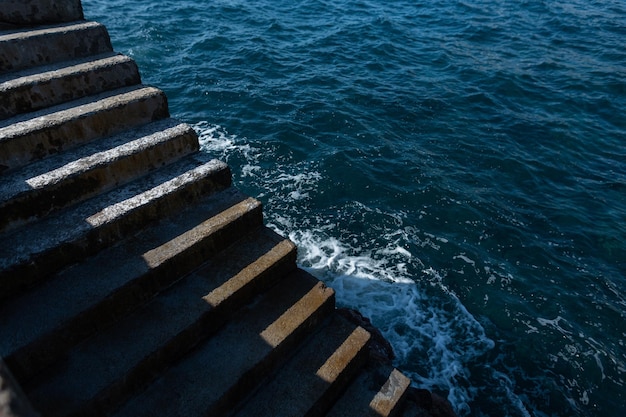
327, 365, 410, 417
2, 190, 262, 383
0, 53, 141, 119
234, 316, 371, 417
0, 120, 199, 232
112, 270, 336, 417
0, 85, 169, 173
0, 22, 111, 74
24, 229, 296, 416
0, 3, 444, 417
369, 369, 411, 416
0, 160, 232, 301
0, 0, 83, 25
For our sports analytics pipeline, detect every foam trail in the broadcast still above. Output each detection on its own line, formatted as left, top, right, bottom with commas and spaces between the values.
193, 121, 527, 416
276, 227, 497, 416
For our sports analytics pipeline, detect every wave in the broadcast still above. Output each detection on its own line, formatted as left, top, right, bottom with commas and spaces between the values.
193, 121, 541, 416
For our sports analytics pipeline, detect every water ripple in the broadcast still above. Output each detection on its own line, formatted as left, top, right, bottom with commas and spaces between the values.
83, 0, 626, 415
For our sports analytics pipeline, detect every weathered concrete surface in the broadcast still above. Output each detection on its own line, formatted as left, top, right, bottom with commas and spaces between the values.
0, 159, 232, 300
0, 22, 111, 74
0, 53, 140, 119
327, 365, 411, 417
0, 0, 83, 25
1, 189, 263, 384
234, 316, 371, 417
0, 85, 169, 173
112, 270, 336, 417
0, 120, 198, 232
24, 230, 296, 415
0, 2, 456, 417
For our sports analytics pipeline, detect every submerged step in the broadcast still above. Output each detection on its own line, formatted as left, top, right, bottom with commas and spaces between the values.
0, 118, 199, 232
0, 85, 170, 173
23, 228, 296, 416
233, 315, 371, 417
0, 158, 232, 301
0, 21, 112, 74
327, 365, 411, 417
112, 269, 336, 417
0, 53, 141, 119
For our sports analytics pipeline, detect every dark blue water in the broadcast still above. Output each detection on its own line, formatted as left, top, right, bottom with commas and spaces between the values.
83, 1, 626, 415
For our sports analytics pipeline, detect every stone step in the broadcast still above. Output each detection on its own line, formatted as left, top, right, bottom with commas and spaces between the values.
112, 269, 336, 417
0, 158, 232, 301
0, 53, 141, 120
233, 315, 371, 417
2, 188, 265, 384
0, 0, 83, 25
0, 118, 199, 233
0, 21, 112, 74
0, 85, 169, 174
327, 365, 411, 417
22, 227, 296, 416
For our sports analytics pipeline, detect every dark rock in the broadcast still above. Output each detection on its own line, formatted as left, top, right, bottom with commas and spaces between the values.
405, 387, 458, 417
337, 308, 395, 363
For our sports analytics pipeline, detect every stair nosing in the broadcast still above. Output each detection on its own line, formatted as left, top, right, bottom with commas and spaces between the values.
111, 270, 336, 417
0, 84, 163, 132
0, 21, 104, 43
2, 190, 263, 380
0, 53, 141, 120
233, 315, 372, 417
0, 53, 134, 87
0, 84, 169, 173
0, 20, 113, 75
0, 159, 232, 297
0, 118, 189, 195
326, 366, 411, 417
0, 120, 199, 232
24, 229, 296, 416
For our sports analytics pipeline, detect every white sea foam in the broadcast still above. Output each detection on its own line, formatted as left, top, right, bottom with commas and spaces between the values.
537, 315, 573, 336
271, 226, 501, 416
195, 121, 255, 162
192, 121, 529, 416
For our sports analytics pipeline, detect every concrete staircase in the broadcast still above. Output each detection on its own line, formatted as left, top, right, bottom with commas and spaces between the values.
1, 2, 429, 416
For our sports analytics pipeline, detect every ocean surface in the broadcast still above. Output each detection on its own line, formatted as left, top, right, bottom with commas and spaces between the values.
82, 1, 625, 415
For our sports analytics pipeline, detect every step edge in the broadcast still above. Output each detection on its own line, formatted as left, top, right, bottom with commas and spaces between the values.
6, 195, 264, 384
0, 123, 199, 232
52, 237, 297, 416
0, 54, 141, 120
0, 160, 232, 298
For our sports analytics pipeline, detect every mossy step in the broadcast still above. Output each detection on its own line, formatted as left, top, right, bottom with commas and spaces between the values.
112, 269, 336, 417
0, 118, 199, 233
0, 85, 169, 173
0, 21, 111, 74
23, 227, 295, 417
0, 158, 232, 301
233, 315, 371, 417
0, 53, 140, 119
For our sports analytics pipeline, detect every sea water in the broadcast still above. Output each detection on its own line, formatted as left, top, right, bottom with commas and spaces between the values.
82, 1, 626, 415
